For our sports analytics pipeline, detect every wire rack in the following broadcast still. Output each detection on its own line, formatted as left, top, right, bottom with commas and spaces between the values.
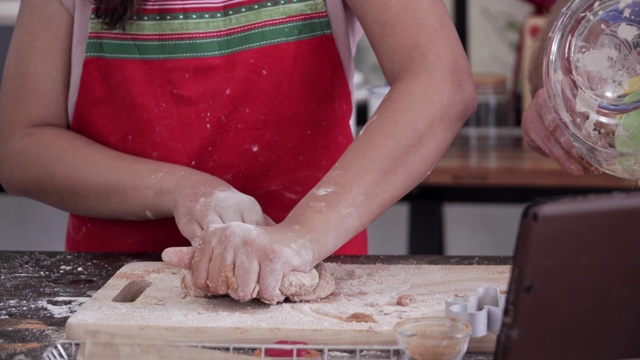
43, 340, 493, 360
44, 340, 404, 360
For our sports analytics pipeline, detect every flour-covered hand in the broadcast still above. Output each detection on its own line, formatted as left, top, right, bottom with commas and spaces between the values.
171, 174, 273, 243
163, 222, 317, 304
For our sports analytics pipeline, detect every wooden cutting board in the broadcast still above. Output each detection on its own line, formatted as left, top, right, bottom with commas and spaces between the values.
66, 262, 510, 349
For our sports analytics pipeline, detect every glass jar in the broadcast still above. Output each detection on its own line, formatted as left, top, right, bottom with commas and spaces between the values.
544, 0, 640, 179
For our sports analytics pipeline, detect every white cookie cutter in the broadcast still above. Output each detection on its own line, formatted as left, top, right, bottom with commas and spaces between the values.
445, 287, 507, 337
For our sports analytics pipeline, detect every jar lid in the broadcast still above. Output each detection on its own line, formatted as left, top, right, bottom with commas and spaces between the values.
473, 73, 507, 95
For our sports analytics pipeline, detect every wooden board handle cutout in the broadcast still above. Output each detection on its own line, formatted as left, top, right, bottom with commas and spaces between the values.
111, 280, 151, 303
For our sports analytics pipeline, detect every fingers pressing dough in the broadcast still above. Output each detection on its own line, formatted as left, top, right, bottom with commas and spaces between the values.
180, 262, 335, 304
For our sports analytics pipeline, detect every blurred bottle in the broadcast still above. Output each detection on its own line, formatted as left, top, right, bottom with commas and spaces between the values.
461, 73, 520, 148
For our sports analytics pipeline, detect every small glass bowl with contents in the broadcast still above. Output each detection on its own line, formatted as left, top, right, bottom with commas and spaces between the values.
544, 0, 640, 179
393, 317, 472, 360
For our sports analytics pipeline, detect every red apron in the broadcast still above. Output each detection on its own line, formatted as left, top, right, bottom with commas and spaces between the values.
66, 0, 367, 254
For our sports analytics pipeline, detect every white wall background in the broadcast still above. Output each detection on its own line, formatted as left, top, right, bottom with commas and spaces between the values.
467, 0, 534, 90
0, 194, 67, 251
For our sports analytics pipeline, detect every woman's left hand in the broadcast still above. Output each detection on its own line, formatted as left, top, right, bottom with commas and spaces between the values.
522, 89, 599, 175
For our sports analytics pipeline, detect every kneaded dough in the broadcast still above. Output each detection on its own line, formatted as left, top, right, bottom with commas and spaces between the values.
283, 262, 335, 302
279, 267, 319, 297
180, 262, 335, 304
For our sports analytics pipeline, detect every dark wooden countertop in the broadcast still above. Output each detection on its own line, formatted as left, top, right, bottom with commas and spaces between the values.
0, 251, 510, 359
0, 251, 160, 359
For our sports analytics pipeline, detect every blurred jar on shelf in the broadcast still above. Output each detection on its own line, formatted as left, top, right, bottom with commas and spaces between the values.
458, 73, 521, 148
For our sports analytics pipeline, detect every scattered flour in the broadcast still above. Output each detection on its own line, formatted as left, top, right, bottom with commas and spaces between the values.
315, 186, 335, 196
38, 297, 90, 318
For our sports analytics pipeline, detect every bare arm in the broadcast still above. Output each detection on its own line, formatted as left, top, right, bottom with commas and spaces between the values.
0, 0, 270, 238
287, 0, 477, 259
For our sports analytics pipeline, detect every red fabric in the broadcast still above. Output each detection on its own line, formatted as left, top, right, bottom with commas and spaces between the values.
333, 231, 367, 255
524, 0, 557, 14
67, 35, 367, 255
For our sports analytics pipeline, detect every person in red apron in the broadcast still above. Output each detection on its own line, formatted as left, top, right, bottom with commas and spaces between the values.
69, 0, 367, 256
0, 0, 476, 304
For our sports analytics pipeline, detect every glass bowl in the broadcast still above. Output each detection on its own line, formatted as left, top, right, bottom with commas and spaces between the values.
393, 317, 472, 360
544, 0, 640, 179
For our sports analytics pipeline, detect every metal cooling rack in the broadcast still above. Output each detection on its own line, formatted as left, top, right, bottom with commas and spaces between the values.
43, 340, 493, 360
44, 341, 402, 360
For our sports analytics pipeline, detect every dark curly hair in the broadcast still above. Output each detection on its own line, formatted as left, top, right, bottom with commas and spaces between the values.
93, 0, 141, 29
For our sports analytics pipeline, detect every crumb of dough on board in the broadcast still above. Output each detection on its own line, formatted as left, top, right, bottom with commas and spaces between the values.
396, 294, 416, 306
345, 312, 377, 323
